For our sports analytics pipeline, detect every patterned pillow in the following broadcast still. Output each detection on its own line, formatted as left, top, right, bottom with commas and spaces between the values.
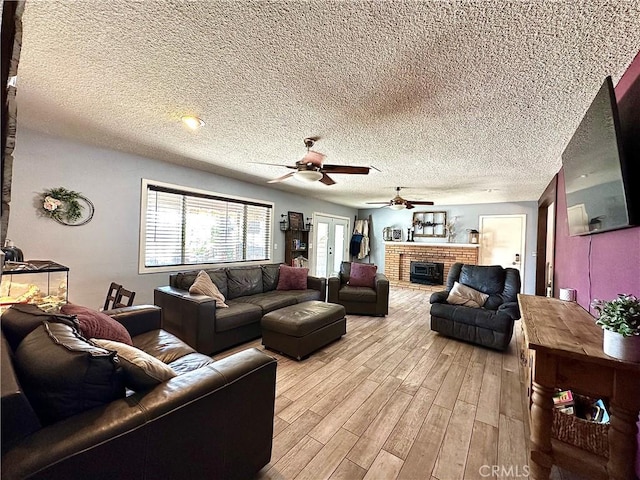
446, 281, 489, 308
189, 270, 228, 308
348, 263, 377, 288
276, 265, 308, 290
61, 303, 133, 345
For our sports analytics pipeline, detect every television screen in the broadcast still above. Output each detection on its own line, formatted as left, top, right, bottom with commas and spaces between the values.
562, 76, 636, 236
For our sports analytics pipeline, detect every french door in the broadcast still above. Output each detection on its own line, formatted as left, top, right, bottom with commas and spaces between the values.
313, 214, 350, 278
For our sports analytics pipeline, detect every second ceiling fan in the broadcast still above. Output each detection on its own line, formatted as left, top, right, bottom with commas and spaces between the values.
367, 187, 434, 210
261, 138, 371, 185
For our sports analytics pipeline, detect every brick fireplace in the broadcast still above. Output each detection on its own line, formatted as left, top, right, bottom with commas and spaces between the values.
384, 242, 479, 286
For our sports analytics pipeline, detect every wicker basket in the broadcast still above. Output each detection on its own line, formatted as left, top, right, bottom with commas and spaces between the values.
551, 396, 609, 458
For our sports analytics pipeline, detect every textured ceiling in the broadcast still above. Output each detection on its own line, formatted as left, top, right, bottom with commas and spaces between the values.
16, 1, 640, 208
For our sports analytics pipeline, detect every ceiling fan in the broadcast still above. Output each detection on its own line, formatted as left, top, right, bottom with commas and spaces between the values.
259, 138, 371, 185
366, 187, 434, 210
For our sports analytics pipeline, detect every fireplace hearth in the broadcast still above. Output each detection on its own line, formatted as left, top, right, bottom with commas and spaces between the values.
410, 261, 444, 285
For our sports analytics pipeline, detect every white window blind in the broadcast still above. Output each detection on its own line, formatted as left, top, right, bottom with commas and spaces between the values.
143, 184, 272, 268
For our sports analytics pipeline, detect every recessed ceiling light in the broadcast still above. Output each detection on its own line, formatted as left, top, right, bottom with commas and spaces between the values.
181, 115, 205, 130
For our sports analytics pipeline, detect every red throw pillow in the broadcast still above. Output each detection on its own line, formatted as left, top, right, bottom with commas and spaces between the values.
276, 265, 308, 290
348, 263, 378, 288
60, 303, 133, 345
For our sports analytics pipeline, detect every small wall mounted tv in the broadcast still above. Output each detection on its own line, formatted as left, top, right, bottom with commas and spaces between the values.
562, 76, 639, 236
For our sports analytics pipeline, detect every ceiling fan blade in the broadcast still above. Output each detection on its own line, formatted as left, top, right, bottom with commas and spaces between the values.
267, 172, 295, 183
405, 203, 416, 210
251, 161, 297, 169
407, 200, 435, 206
366, 201, 392, 205
321, 164, 370, 175
319, 173, 336, 185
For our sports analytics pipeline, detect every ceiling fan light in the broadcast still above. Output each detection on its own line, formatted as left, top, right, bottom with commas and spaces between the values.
294, 170, 323, 183
181, 115, 205, 129
389, 203, 406, 210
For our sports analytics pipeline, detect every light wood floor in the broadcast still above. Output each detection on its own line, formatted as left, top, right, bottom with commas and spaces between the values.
221, 287, 582, 480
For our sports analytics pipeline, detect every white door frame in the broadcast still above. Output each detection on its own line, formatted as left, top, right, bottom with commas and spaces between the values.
311, 212, 351, 277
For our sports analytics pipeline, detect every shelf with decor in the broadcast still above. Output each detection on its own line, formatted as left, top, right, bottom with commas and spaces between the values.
285, 228, 309, 267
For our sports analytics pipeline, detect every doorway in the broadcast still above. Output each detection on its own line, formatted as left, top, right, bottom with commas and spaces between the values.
313, 214, 350, 278
478, 214, 526, 291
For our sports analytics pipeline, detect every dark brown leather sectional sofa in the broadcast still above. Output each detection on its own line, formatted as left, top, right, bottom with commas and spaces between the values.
154, 263, 326, 354
1, 305, 276, 480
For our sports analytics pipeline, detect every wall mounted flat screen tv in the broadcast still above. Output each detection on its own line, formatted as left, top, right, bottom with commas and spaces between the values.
562, 76, 639, 236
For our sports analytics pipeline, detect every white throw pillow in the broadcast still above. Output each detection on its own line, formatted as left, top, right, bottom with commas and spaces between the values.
189, 270, 229, 308
446, 281, 489, 308
92, 338, 176, 390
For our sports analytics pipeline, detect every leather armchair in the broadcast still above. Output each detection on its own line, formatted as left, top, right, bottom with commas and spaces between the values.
328, 262, 389, 316
429, 263, 521, 351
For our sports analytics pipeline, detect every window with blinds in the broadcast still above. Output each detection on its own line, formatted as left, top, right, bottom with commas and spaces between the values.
141, 180, 272, 271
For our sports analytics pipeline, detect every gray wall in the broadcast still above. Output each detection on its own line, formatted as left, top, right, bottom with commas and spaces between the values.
358, 201, 539, 294
7, 128, 356, 308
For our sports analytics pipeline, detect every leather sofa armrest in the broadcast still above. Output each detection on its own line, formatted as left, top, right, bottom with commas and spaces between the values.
430, 291, 450, 304
327, 276, 341, 303
374, 273, 389, 316
373, 273, 389, 291
307, 275, 327, 299
105, 305, 162, 337
153, 286, 218, 354
498, 301, 521, 320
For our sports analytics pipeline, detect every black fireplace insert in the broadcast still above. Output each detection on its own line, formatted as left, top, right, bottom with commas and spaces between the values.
410, 261, 444, 285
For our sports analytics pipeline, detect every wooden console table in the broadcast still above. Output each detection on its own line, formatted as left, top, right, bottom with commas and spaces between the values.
518, 294, 640, 480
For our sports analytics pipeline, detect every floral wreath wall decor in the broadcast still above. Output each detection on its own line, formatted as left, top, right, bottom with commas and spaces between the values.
41, 187, 95, 226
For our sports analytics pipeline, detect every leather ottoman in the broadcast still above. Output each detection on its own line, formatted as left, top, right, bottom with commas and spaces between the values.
261, 301, 346, 360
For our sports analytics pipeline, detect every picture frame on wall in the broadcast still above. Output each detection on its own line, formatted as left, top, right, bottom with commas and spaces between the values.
287, 211, 304, 230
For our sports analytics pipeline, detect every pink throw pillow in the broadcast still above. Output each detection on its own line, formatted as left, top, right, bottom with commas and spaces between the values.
276, 265, 308, 290
348, 263, 378, 288
61, 303, 133, 345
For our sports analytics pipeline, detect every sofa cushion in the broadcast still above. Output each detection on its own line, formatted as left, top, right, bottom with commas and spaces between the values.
93, 338, 177, 391
447, 281, 489, 308
14, 322, 125, 425
233, 291, 297, 314
339, 285, 377, 303
227, 267, 263, 299
174, 271, 199, 290
61, 303, 133, 346
1, 303, 77, 351
261, 264, 281, 292
132, 329, 197, 364
348, 263, 377, 288
189, 270, 229, 308
215, 302, 263, 332
270, 289, 324, 304
168, 352, 216, 374
277, 265, 308, 290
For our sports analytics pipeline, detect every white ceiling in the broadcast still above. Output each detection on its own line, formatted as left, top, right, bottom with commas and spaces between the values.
15, 1, 640, 209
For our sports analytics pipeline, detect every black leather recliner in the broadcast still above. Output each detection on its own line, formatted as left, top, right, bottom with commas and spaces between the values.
429, 263, 521, 351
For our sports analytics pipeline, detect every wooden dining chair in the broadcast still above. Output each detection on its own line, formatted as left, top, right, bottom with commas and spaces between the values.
113, 287, 135, 309
103, 282, 122, 310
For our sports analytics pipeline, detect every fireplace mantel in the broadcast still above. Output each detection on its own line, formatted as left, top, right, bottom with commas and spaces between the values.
384, 242, 479, 285
383, 242, 479, 248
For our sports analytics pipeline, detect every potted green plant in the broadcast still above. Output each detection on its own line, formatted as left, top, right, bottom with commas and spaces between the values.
591, 294, 640, 362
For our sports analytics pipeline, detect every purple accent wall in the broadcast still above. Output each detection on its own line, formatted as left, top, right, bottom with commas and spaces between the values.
553, 50, 640, 476
555, 50, 640, 311
554, 173, 640, 309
